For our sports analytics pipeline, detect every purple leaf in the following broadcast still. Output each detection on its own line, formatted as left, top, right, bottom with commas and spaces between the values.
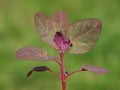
34, 13, 57, 49
53, 32, 71, 51
67, 18, 102, 54
34, 11, 69, 50
51, 11, 69, 32
33, 66, 49, 72
26, 66, 49, 77
34, 12, 102, 54
82, 65, 109, 74
16, 46, 56, 61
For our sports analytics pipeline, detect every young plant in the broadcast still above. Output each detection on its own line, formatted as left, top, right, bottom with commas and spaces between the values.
16, 11, 109, 90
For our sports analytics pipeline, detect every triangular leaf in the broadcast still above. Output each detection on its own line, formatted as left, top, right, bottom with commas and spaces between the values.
16, 46, 56, 61
82, 65, 109, 74
67, 18, 102, 54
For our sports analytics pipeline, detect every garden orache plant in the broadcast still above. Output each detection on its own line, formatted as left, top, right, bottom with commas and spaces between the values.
16, 11, 109, 90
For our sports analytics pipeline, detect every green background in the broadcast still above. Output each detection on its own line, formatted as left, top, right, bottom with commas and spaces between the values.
0, 0, 120, 90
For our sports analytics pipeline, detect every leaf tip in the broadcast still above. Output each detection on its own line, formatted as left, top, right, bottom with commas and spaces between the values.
26, 70, 33, 77
96, 21, 102, 30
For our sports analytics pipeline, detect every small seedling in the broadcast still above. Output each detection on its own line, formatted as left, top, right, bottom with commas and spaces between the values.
16, 11, 109, 90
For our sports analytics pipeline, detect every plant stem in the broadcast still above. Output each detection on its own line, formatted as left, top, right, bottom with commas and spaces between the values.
60, 51, 66, 90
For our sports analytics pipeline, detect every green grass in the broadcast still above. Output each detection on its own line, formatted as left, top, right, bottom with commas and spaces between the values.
0, 0, 120, 90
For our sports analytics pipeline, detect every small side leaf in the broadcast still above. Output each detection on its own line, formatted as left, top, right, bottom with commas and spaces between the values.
33, 66, 49, 72
82, 65, 109, 74
16, 46, 56, 61
26, 66, 49, 77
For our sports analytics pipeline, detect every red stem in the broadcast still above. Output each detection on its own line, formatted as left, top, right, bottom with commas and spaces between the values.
60, 51, 66, 90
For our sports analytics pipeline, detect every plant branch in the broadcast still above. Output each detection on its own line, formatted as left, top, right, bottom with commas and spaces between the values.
48, 69, 60, 79
66, 69, 83, 78
54, 59, 61, 66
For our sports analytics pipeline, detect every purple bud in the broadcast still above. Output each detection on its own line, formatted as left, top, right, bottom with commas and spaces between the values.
53, 32, 71, 51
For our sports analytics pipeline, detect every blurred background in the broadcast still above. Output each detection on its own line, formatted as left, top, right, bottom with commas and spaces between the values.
0, 0, 120, 90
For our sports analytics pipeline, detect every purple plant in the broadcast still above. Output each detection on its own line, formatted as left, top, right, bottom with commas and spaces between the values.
16, 11, 109, 90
